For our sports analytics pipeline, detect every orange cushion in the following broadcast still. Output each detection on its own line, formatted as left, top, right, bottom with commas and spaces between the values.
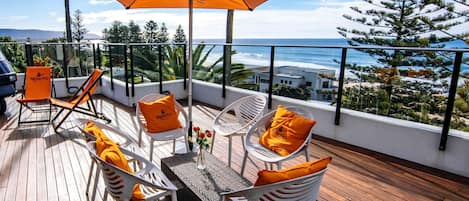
259, 105, 316, 156
254, 157, 332, 186
84, 121, 117, 155
99, 145, 145, 200
138, 93, 182, 133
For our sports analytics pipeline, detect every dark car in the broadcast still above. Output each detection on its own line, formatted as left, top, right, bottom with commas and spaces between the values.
0, 50, 17, 114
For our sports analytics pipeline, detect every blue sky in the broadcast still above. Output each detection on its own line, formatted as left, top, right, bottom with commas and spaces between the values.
0, 0, 361, 38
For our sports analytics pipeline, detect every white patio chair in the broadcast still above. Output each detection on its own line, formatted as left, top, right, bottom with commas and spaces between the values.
211, 95, 267, 167
221, 168, 327, 201
75, 118, 145, 201
136, 93, 190, 161
241, 106, 314, 175
86, 141, 178, 201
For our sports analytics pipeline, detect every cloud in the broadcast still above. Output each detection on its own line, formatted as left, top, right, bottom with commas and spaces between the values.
81, 1, 369, 38
89, 0, 115, 5
49, 12, 57, 17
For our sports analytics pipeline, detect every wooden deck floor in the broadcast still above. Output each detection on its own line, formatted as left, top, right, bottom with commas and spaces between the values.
1, 95, 469, 201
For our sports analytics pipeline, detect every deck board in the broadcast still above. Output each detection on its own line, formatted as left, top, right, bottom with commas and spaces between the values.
0, 94, 468, 201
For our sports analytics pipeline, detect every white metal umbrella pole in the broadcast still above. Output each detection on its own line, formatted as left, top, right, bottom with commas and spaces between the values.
187, 0, 194, 151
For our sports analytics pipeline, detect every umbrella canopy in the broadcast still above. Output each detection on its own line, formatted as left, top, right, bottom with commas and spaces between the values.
116, 0, 267, 151
117, 0, 266, 10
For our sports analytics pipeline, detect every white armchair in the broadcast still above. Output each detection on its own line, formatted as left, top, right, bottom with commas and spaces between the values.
212, 95, 267, 167
241, 106, 315, 175
136, 93, 190, 161
86, 141, 178, 201
221, 169, 327, 201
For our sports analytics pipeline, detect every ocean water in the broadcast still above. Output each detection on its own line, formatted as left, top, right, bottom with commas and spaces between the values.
194, 38, 469, 73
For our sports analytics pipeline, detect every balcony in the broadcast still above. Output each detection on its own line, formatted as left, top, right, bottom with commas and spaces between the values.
1, 42, 469, 200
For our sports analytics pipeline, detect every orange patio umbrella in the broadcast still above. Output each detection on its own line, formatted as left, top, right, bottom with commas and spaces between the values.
116, 0, 267, 150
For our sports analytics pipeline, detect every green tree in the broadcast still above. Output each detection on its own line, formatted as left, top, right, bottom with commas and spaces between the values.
157, 23, 169, 43
128, 20, 142, 43
103, 21, 129, 43
72, 9, 88, 42
0, 36, 26, 72
173, 25, 186, 43
143, 20, 159, 43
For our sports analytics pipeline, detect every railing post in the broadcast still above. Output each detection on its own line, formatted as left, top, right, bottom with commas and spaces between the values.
24, 43, 33, 66
158, 45, 163, 94
335, 48, 347, 125
109, 45, 114, 90
222, 44, 227, 98
130, 45, 135, 97
62, 44, 69, 89
124, 44, 129, 97
268, 46, 275, 110
183, 44, 187, 90
92, 43, 96, 69
97, 44, 102, 86
439, 52, 463, 151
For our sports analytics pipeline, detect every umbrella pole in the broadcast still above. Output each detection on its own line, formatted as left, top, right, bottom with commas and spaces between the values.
187, 0, 194, 151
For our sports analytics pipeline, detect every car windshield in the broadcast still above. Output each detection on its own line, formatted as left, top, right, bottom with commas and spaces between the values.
0, 51, 14, 74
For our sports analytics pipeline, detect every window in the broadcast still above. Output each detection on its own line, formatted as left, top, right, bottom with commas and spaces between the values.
306, 81, 312, 86
280, 80, 283, 84
322, 81, 329, 88
289, 81, 292, 85
260, 79, 269, 83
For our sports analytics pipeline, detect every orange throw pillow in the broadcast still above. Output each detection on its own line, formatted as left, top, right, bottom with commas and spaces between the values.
99, 145, 145, 200
254, 157, 332, 186
259, 105, 316, 156
138, 93, 182, 133
84, 121, 117, 155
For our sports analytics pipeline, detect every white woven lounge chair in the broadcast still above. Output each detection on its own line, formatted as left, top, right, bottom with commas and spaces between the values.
136, 93, 190, 161
241, 106, 315, 175
76, 118, 145, 201
86, 141, 178, 201
211, 95, 267, 167
221, 168, 327, 201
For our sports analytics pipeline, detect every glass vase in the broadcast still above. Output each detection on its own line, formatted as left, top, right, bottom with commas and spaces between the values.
196, 148, 206, 170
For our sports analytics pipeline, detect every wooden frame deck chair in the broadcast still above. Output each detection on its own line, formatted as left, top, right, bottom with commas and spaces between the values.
17, 66, 53, 125
221, 168, 327, 201
50, 69, 110, 131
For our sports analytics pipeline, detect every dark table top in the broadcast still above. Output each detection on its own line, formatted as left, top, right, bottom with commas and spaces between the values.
161, 151, 252, 201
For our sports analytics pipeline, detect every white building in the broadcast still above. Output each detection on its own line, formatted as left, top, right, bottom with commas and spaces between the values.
256, 66, 336, 101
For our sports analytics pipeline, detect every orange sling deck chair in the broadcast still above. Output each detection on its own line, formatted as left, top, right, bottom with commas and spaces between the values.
50, 69, 110, 131
17, 66, 53, 125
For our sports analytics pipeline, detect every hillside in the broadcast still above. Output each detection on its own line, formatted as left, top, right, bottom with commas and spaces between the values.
0, 28, 99, 41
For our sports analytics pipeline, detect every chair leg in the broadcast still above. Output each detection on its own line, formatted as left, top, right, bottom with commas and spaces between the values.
241, 135, 246, 150
102, 189, 108, 201
171, 191, 177, 201
86, 161, 95, 196
264, 162, 268, 170
269, 163, 273, 170
305, 148, 310, 162
228, 136, 232, 167
149, 140, 154, 162
17, 103, 23, 126
91, 167, 100, 201
241, 150, 248, 176
172, 139, 176, 154
138, 128, 143, 147
277, 161, 282, 170
52, 107, 65, 122
184, 133, 189, 153
210, 130, 215, 154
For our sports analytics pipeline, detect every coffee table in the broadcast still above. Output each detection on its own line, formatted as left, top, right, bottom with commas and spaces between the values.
161, 151, 252, 201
